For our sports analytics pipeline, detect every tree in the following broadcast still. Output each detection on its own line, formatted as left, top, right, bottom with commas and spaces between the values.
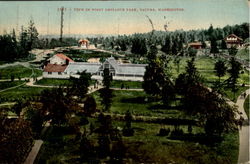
123, 110, 134, 136
27, 19, 39, 50
183, 84, 238, 136
227, 57, 242, 100
143, 46, 166, 96
214, 60, 227, 83
161, 35, 172, 55
0, 118, 33, 163
39, 87, 76, 126
175, 58, 203, 95
210, 39, 219, 55
187, 47, 197, 57
228, 47, 238, 56
71, 71, 91, 99
83, 96, 97, 116
221, 39, 227, 49
102, 68, 112, 89
99, 88, 113, 112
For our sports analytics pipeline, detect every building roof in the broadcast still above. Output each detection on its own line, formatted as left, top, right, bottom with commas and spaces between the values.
55, 53, 74, 62
225, 34, 243, 41
43, 64, 68, 72
117, 64, 147, 75
65, 62, 101, 74
188, 42, 202, 46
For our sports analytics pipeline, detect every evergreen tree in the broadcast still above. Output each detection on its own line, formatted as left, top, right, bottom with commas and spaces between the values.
214, 60, 227, 83
227, 57, 242, 100
161, 35, 172, 55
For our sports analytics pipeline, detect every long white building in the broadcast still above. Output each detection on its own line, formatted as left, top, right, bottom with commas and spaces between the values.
43, 56, 147, 81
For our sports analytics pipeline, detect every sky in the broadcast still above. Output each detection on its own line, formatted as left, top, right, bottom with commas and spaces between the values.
0, 0, 249, 36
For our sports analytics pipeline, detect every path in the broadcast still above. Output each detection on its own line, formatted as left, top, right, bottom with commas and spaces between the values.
24, 140, 43, 164
237, 88, 250, 164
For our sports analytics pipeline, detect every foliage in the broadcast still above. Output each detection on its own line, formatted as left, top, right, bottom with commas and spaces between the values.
183, 84, 238, 136
83, 96, 97, 116
39, 87, 78, 126
102, 68, 112, 89
0, 118, 33, 163
99, 88, 113, 112
214, 59, 227, 83
227, 57, 242, 100
70, 71, 91, 99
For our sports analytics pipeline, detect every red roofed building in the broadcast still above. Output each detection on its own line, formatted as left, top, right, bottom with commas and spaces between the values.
49, 53, 74, 65
188, 42, 203, 49
224, 34, 243, 48
43, 63, 69, 78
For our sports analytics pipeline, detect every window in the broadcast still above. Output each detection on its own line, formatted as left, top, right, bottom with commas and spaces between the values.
48, 72, 52, 74
58, 72, 62, 75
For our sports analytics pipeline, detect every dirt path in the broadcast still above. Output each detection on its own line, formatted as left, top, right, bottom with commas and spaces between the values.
24, 140, 43, 164
237, 88, 250, 164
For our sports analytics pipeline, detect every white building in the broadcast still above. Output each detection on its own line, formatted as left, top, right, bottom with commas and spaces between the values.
49, 53, 74, 65
43, 57, 147, 81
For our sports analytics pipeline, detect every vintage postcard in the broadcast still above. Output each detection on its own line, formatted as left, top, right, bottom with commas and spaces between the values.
0, 0, 249, 163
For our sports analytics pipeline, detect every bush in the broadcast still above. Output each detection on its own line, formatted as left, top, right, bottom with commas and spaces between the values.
122, 128, 134, 136
170, 128, 184, 137
158, 128, 170, 136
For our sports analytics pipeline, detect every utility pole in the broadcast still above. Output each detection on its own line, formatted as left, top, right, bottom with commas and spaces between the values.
60, 7, 64, 42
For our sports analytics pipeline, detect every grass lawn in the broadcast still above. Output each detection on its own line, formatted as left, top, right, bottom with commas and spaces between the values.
0, 65, 42, 79
0, 81, 25, 90
92, 90, 185, 118
0, 86, 49, 102
236, 48, 249, 62
110, 80, 142, 89
35, 78, 96, 86
170, 56, 250, 85
35, 78, 73, 86
244, 95, 249, 119
223, 86, 249, 102
36, 120, 239, 164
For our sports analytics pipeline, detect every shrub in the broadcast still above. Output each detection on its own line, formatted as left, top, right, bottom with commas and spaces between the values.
158, 128, 170, 136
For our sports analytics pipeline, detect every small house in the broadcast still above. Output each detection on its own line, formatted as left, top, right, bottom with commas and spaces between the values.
224, 34, 243, 48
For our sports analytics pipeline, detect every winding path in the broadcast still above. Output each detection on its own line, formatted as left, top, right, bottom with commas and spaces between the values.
237, 88, 250, 164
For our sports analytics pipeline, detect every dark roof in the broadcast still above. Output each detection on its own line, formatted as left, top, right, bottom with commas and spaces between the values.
43, 64, 68, 72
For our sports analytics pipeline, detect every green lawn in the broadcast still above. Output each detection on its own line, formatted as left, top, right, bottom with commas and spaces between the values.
0, 86, 48, 102
92, 90, 185, 118
110, 80, 142, 89
0, 65, 42, 79
36, 121, 239, 164
170, 56, 250, 85
223, 86, 249, 102
35, 78, 73, 86
244, 95, 249, 119
236, 48, 249, 62
0, 81, 25, 90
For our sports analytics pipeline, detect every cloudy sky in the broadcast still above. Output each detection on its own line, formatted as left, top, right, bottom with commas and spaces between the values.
0, 0, 249, 36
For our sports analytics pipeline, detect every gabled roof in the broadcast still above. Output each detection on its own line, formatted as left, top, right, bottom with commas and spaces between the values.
225, 34, 243, 41
104, 56, 119, 70
43, 64, 68, 72
55, 53, 74, 62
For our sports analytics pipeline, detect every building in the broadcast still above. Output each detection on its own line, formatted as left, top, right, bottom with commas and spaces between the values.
43, 57, 147, 81
49, 53, 74, 65
78, 39, 89, 49
224, 34, 243, 48
188, 42, 203, 49
43, 63, 68, 78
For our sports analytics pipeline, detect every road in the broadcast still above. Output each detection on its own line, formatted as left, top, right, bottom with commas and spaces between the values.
237, 88, 250, 164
